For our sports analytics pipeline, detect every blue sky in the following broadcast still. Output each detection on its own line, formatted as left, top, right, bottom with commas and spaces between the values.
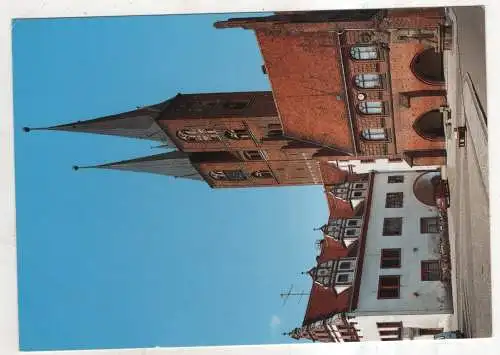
13, 14, 328, 351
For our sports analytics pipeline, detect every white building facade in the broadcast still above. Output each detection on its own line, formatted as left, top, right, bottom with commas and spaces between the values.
350, 170, 453, 341
291, 169, 453, 343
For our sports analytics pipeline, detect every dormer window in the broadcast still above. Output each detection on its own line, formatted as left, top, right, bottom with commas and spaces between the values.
310, 258, 356, 292
350, 46, 379, 60
177, 128, 219, 142
224, 129, 251, 140
336, 272, 355, 284
354, 73, 383, 89
345, 229, 359, 237
336, 274, 350, 283
347, 219, 361, 227
361, 128, 388, 141
358, 101, 385, 115
338, 260, 355, 271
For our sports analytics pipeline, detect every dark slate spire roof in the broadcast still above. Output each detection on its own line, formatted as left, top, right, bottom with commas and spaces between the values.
74, 151, 203, 181
23, 100, 175, 147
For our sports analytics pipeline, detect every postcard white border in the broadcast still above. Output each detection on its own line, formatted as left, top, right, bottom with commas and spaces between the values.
1, 0, 498, 354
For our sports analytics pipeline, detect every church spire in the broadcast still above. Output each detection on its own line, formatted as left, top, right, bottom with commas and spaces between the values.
23, 100, 176, 146
72, 151, 203, 181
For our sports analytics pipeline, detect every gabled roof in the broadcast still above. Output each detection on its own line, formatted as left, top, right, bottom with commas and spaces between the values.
301, 173, 375, 326
303, 237, 358, 325
325, 192, 354, 220
74, 151, 203, 181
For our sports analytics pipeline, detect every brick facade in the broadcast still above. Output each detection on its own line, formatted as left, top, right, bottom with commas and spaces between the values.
216, 8, 448, 167
33, 8, 449, 188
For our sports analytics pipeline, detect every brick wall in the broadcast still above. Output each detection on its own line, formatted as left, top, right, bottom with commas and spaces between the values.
196, 159, 322, 188
389, 42, 446, 153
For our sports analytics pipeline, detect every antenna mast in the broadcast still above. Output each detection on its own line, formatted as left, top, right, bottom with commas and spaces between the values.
280, 284, 309, 305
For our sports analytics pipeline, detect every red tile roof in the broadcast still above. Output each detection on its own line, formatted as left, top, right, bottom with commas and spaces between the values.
303, 237, 355, 325
325, 193, 354, 220
319, 161, 347, 185
303, 173, 375, 325
303, 284, 352, 325
255, 30, 354, 153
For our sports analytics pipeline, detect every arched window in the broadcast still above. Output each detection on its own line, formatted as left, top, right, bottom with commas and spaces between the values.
410, 48, 445, 85
252, 170, 274, 179
354, 73, 382, 89
209, 170, 248, 181
208, 171, 227, 180
361, 128, 387, 141
224, 129, 251, 140
177, 128, 219, 142
350, 46, 378, 60
413, 109, 445, 140
358, 101, 384, 114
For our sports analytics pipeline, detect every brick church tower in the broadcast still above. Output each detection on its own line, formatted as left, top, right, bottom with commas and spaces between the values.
26, 8, 450, 186
24, 91, 346, 188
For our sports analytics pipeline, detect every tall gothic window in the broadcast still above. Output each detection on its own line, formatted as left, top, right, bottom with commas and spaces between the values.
361, 128, 387, 141
350, 46, 379, 60
177, 128, 219, 142
358, 101, 384, 114
208, 170, 248, 181
252, 170, 273, 179
224, 129, 251, 140
354, 73, 382, 89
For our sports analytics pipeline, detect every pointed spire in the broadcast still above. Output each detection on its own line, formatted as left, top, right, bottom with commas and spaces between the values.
22, 126, 57, 133
72, 165, 99, 171
72, 151, 203, 181
23, 99, 176, 146
151, 144, 171, 149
